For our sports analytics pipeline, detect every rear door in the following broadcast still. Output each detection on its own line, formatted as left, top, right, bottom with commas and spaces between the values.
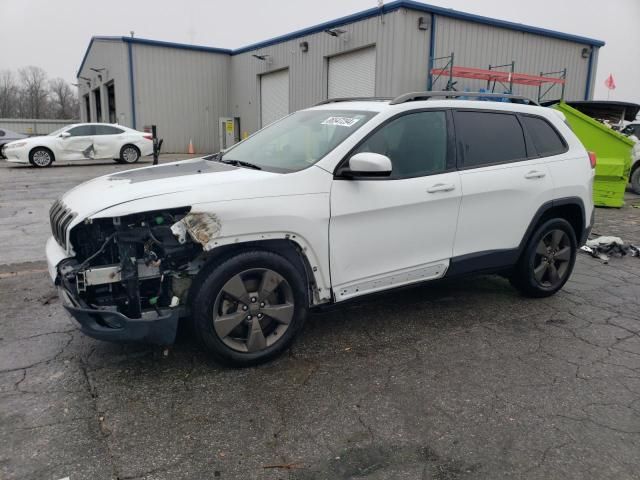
452, 110, 554, 260
330, 110, 461, 301
93, 125, 125, 159
60, 125, 96, 161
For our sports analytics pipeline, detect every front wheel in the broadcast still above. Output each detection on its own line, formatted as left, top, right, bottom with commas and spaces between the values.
191, 250, 309, 367
510, 218, 577, 298
29, 147, 53, 167
119, 145, 140, 164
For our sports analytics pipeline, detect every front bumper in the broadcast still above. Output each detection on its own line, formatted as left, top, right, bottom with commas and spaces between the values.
3, 145, 29, 163
47, 236, 180, 345
58, 287, 180, 345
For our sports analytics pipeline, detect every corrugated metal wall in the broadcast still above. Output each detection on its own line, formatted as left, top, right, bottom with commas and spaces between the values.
0, 119, 76, 136
432, 16, 593, 101
76, 7, 601, 152
132, 45, 230, 153
229, 8, 432, 135
77, 40, 132, 126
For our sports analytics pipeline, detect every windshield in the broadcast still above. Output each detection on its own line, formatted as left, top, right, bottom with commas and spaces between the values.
48, 126, 70, 136
220, 109, 377, 172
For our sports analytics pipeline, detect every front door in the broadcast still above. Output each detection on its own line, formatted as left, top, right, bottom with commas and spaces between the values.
60, 125, 96, 161
329, 110, 461, 302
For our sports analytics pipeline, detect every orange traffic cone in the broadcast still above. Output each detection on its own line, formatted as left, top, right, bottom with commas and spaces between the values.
188, 139, 195, 154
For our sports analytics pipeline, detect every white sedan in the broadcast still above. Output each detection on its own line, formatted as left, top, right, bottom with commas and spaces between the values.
3, 123, 153, 167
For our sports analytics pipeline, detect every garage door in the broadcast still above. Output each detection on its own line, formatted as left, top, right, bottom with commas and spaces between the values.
328, 47, 376, 99
260, 69, 289, 127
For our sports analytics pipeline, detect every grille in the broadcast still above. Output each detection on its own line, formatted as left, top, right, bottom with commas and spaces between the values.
49, 200, 76, 249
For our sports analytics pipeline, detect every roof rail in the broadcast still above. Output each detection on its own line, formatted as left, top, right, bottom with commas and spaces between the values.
389, 91, 540, 106
315, 97, 392, 106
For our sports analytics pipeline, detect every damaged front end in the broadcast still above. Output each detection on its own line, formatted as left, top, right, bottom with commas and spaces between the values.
55, 207, 207, 345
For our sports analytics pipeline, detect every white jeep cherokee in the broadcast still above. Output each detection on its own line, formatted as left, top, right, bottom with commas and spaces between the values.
46, 92, 595, 366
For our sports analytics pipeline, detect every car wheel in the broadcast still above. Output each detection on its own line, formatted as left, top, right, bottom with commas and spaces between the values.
510, 218, 577, 298
191, 250, 309, 367
630, 166, 640, 195
119, 145, 140, 164
29, 147, 54, 167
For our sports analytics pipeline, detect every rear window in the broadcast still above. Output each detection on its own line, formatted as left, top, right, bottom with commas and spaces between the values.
520, 115, 567, 157
455, 111, 527, 167
95, 125, 124, 135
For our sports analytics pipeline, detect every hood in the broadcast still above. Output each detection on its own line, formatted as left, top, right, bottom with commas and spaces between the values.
61, 157, 279, 219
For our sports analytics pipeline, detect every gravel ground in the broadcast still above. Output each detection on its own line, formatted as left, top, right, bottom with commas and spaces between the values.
1, 158, 639, 480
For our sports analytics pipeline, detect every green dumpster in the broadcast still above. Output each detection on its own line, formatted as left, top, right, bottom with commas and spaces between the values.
553, 102, 634, 208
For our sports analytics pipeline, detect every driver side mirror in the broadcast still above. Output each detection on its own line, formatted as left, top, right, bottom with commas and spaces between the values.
59, 132, 71, 138
345, 152, 392, 177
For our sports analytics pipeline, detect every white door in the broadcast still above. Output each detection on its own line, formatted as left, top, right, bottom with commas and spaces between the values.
93, 125, 126, 159
328, 47, 376, 99
452, 110, 554, 258
330, 110, 461, 301
60, 125, 96, 161
260, 69, 289, 128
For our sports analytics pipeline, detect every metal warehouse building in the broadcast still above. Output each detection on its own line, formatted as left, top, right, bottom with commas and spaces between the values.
76, 0, 604, 153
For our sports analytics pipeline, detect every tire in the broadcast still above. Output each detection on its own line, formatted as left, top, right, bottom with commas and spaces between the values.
119, 144, 140, 164
191, 250, 309, 367
630, 165, 640, 195
510, 218, 577, 298
29, 147, 54, 167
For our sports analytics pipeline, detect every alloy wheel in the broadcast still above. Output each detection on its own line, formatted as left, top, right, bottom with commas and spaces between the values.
212, 268, 295, 353
533, 229, 572, 288
122, 147, 139, 163
32, 150, 51, 166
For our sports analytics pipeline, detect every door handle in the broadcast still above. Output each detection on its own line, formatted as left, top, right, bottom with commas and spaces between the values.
524, 170, 546, 179
427, 183, 455, 193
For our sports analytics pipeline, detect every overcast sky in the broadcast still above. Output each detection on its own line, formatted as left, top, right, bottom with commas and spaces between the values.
2, 0, 639, 104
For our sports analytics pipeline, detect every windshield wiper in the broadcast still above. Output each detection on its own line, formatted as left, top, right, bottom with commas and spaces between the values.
218, 158, 262, 170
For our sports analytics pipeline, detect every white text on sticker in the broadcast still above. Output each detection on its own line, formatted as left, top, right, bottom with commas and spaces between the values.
321, 117, 360, 127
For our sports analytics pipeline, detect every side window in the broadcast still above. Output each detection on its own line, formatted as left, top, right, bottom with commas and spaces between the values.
68, 125, 95, 136
0, 130, 4, 137
520, 115, 567, 157
94, 125, 124, 135
455, 111, 527, 168
353, 111, 448, 178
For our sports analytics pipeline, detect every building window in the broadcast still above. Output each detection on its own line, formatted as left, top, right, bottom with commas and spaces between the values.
83, 94, 90, 122
93, 88, 102, 123
106, 82, 116, 123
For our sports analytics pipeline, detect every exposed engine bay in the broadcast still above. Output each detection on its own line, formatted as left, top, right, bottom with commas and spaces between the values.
57, 207, 204, 320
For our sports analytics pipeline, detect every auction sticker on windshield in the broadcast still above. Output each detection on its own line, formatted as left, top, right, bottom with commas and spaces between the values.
321, 117, 361, 127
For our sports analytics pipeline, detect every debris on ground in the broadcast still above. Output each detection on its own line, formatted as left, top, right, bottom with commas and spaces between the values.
581, 235, 640, 263
263, 462, 304, 470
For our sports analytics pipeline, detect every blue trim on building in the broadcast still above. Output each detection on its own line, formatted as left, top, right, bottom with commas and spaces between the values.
584, 48, 594, 100
127, 41, 137, 129
76, 0, 605, 78
427, 14, 436, 90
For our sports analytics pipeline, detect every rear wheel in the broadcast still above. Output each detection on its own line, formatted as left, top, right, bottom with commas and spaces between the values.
191, 250, 308, 367
29, 147, 53, 167
510, 218, 577, 298
119, 145, 140, 164
630, 165, 640, 195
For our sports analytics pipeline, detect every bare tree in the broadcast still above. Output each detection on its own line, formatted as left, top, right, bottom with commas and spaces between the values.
18, 66, 50, 118
49, 78, 79, 119
0, 70, 19, 118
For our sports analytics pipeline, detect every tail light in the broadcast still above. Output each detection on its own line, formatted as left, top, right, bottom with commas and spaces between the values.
143, 134, 153, 140
588, 151, 597, 169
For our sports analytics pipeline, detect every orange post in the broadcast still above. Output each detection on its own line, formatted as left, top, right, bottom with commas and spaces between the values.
188, 139, 195, 154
